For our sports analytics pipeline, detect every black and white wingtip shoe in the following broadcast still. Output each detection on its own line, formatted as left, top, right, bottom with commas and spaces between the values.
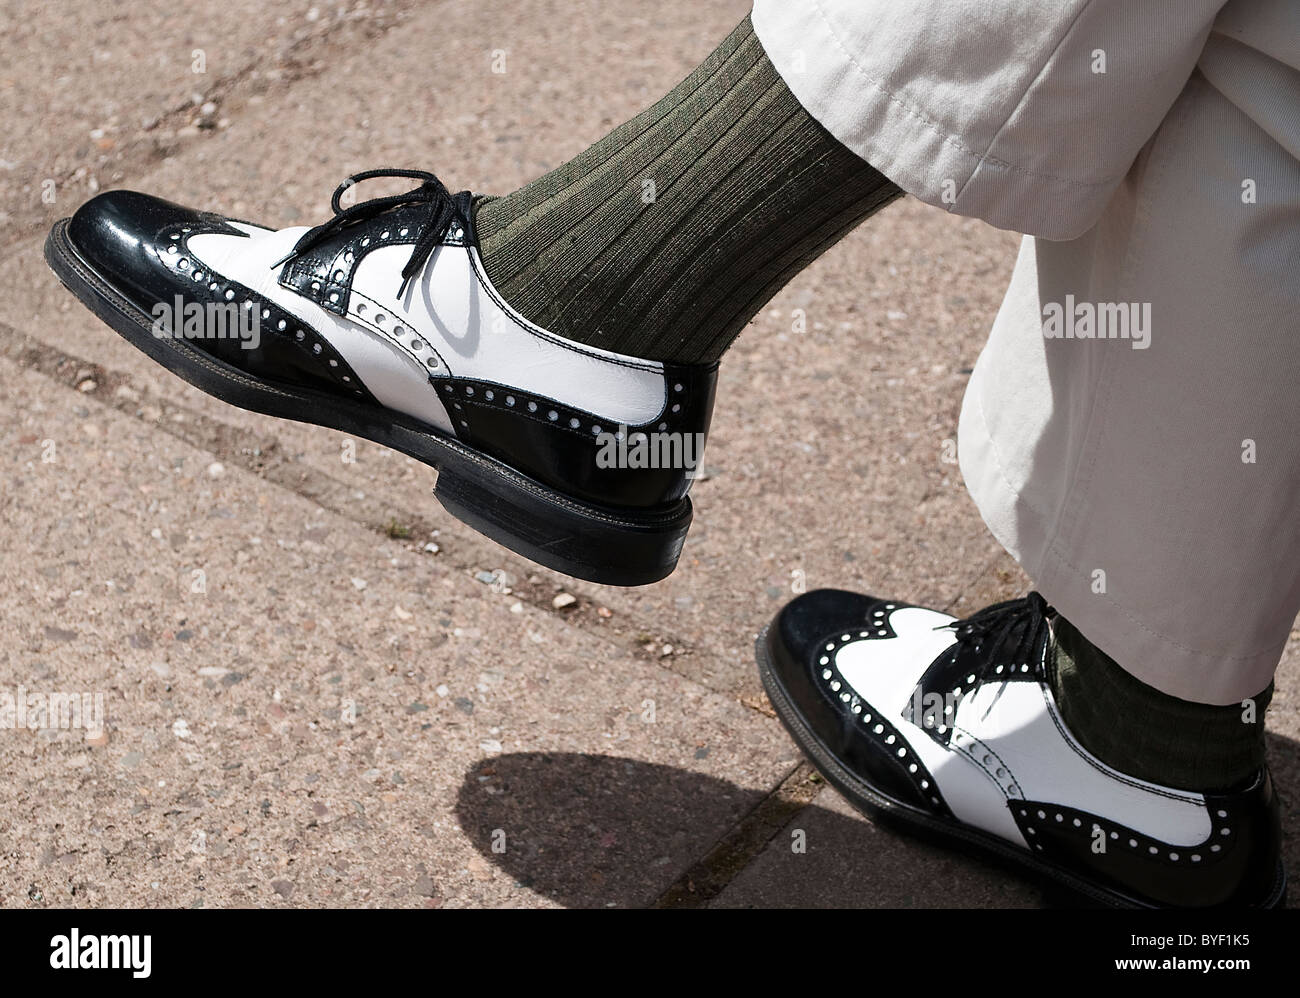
44, 169, 717, 586
757, 589, 1287, 908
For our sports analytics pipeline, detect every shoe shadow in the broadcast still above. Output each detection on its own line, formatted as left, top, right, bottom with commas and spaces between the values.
455, 752, 1050, 908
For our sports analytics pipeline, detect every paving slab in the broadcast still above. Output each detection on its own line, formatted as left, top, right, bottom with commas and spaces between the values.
0, 353, 799, 907
1, 0, 422, 241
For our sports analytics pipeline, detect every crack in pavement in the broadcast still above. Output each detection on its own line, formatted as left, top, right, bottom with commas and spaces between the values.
653, 761, 823, 908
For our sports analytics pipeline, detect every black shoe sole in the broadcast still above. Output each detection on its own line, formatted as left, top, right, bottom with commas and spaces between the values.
44, 218, 691, 586
755, 624, 1288, 909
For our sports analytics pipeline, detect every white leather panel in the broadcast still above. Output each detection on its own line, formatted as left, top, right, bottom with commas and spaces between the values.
187, 225, 453, 433
351, 244, 667, 426
834, 606, 1213, 850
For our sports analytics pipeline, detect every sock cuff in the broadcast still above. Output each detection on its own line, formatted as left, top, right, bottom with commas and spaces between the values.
472, 14, 898, 365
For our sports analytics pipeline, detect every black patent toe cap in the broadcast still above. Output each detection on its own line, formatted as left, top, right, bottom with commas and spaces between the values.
775, 589, 881, 663
766, 590, 939, 814
67, 190, 224, 310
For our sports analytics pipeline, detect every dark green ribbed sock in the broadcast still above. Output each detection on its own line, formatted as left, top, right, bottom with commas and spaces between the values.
473, 15, 901, 365
1049, 616, 1270, 792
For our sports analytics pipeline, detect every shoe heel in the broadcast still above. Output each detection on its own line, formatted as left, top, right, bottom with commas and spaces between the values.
433, 460, 692, 586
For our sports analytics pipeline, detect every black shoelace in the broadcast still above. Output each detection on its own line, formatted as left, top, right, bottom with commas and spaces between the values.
918, 591, 1056, 695
271, 168, 473, 298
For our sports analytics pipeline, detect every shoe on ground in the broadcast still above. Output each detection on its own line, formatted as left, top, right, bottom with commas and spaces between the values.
757, 589, 1286, 908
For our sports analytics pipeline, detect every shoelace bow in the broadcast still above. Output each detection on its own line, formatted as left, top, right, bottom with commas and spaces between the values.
919, 591, 1056, 694
271, 168, 472, 298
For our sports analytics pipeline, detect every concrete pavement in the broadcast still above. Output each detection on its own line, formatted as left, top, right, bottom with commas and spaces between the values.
1, 0, 1296, 907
